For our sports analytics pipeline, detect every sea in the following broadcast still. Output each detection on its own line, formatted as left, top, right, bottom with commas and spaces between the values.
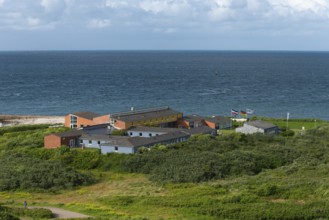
0, 51, 329, 120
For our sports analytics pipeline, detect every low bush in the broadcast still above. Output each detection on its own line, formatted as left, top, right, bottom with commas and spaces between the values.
0, 153, 95, 191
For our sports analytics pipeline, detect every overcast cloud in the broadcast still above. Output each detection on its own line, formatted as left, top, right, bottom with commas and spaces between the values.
0, 0, 329, 50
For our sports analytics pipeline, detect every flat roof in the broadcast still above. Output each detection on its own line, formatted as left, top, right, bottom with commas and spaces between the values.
246, 120, 277, 129
71, 112, 101, 120
111, 107, 182, 122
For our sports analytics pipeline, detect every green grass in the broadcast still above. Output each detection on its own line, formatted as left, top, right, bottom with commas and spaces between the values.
256, 117, 328, 131
2, 162, 329, 220
2, 122, 329, 219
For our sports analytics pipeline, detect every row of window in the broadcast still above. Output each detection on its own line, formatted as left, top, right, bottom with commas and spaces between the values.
81, 139, 118, 151
129, 132, 160, 137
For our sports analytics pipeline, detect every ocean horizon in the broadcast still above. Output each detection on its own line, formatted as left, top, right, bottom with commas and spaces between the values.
1, 50, 329, 120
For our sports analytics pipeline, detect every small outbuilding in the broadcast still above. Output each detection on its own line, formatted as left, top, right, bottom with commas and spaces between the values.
204, 116, 232, 130
235, 120, 279, 135
44, 130, 84, 149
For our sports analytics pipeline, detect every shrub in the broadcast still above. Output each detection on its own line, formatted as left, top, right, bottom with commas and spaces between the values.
0, 153, 95, 191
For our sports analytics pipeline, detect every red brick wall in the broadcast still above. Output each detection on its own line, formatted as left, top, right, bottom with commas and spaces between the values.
64, 114, 71, 128
77, 117, 94, 128
114, 120, 127, 130
44, 135, 61, 149
93, 115, 110, 124
204, 120, 216, 129
177, 119, 189, 128
65, 114, 98, 128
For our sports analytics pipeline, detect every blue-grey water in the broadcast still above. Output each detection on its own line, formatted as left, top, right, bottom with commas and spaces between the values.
0, 51, 328, 120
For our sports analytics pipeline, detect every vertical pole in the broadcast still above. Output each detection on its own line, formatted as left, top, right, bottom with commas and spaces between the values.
286, 112, 289, 130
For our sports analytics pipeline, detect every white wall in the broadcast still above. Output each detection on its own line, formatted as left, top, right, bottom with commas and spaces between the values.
128, 130, 167, 138
100, 145, 134, 154
235, 124, 265, 134
80, 139, 107, 149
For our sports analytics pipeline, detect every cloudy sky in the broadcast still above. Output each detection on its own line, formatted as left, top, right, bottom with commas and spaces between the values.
0, 0, 329, 50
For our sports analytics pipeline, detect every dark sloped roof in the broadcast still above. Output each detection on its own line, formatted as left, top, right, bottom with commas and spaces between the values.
181, 126, 216, 135
182, 115, 205, 123
128, 126, 179, 133
52, 129, 85, 138
204, 116, 231, 124
129, 131, 190, 147
82, 123, 111, 130
80, 133, 113, 141
111, 107, 182, 122
71, 112, 101, 120
246, 120, 277, 129
101, 131, 190, 148
101, 136, 136, 148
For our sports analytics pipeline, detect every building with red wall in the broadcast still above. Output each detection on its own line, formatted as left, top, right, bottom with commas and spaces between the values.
110, 106, 183, 130
64, 112, 109, 128
44, 130, 84, 149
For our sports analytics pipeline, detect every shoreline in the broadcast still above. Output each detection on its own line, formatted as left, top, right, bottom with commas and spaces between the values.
0, 114, 64, 126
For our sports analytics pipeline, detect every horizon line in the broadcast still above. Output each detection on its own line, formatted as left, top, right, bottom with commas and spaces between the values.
1, 49, 329, 53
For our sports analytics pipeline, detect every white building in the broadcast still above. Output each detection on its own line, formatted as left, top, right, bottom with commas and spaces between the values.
235, 120, 279, 135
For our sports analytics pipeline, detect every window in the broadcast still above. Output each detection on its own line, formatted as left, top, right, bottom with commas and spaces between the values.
80, 124, 84, 128
149, 133, 152, 137
89, 140, 92, 144
97, 141, 101, 145
114, 146, 118, 152
129, 132, 133, 136
80, 139, 83, 143
70, 115, 77, 123
139, 133, 143, 136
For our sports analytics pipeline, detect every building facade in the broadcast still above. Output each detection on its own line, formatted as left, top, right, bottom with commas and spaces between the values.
110, 106, 183, 130
64, 112, 109, 128
204, 116, 232, 130
235, 120, 279, 134
44, 130, 83, 149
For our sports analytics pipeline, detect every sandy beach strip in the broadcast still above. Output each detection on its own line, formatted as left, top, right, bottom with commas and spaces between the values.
0, 114, 64, 126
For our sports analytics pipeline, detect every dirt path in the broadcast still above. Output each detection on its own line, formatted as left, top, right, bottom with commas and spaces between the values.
29, 206, 91, 219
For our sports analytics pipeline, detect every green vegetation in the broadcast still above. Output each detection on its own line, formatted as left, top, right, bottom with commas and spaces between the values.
0, 205, 54, 219
1, 119, 329, 219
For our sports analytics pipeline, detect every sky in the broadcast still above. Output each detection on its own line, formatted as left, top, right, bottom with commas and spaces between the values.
0, 0, 329, 51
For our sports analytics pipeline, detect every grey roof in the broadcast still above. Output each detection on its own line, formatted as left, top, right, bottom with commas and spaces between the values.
52, 129, 85, 138
110, 106, 182, 122
131, 131, 190, 146
182, 115, 205, 123
246, 120, 277, 129
204, 116, 231, 124
181, 126, 216, 135
101, 136, 135, 147
71, 112, 101, 120
82, 123, 111, 130
102, 131, 190, 148
128, 126, 180, 133
80, 133, 114, 141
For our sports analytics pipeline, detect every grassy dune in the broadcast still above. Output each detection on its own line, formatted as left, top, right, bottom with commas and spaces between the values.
1, 120, 329, 219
